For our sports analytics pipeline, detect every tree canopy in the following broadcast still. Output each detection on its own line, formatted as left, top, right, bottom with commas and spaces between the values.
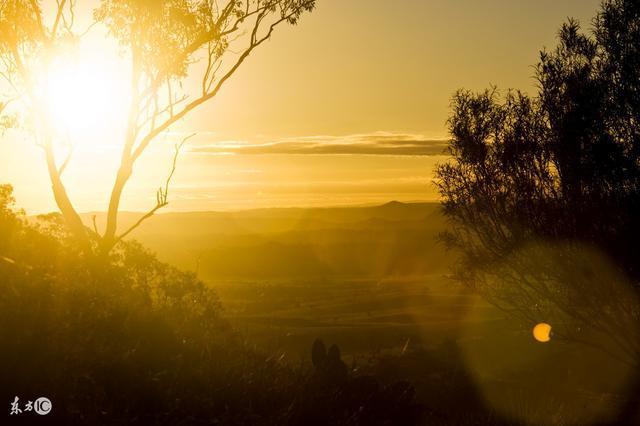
436, 0, 640, 366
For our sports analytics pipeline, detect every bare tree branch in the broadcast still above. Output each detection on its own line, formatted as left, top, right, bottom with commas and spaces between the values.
114, 133, 195, 244
131, 5, 306, 162
58, 145, 74, 176
52, 0, 68, 36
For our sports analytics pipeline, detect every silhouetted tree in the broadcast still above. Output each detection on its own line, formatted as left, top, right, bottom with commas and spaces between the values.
0, 0, 316, 256
436, 0, 640, 367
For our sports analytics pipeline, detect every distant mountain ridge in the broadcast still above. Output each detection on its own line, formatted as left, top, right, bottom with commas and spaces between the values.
79, 202, 451, 280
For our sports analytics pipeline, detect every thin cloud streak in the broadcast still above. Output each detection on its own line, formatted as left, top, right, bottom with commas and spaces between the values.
189, 132, 450, 156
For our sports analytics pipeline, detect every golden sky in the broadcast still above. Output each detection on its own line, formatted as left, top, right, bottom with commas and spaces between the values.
1, 0, 600, 213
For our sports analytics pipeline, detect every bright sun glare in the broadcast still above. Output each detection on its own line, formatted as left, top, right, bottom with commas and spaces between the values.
42, 45, 130, 142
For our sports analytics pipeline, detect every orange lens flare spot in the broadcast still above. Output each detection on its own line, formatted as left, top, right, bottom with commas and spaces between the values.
533, 322, 552, 343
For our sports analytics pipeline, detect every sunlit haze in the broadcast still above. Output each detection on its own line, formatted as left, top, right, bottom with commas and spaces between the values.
0, 0, 600, 214
42, 44, 130, 142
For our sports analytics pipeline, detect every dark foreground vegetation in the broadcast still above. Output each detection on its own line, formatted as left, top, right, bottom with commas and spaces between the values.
4, 185, 571, 425
80, 201, 640, 424
0, 185, 427, 425
1, 193, 639, 425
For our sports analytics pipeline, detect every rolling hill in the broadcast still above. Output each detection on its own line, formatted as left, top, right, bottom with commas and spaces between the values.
82, 201, 453, 281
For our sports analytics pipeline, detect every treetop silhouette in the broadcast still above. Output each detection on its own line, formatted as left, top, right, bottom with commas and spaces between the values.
437, 0, 640, 366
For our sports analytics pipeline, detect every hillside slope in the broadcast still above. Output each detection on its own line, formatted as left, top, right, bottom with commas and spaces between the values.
82, 202, 453, 281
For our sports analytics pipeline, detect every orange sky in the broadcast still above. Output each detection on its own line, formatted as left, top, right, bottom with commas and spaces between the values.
0, 0, 601, 213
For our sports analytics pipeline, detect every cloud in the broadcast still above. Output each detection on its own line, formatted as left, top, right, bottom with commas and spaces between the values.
189, 132, 450, 156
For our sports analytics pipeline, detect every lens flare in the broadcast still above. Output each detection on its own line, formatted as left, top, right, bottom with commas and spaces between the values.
533, 322, 552, 343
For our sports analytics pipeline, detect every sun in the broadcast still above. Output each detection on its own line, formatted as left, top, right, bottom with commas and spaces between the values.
42, 45, 130, 142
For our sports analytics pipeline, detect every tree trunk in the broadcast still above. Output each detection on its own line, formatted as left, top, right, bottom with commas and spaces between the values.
101, 162, 133, 255
44, 146, 91, 252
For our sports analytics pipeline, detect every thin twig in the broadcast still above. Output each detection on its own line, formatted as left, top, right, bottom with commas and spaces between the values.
114, 133, 196, 243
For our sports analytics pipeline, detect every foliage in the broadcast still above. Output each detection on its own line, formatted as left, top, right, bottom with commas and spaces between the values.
0, 0, 41, 51
95, 0, 314, 78
436, 0, 640, 366
0, 184, 420, 425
